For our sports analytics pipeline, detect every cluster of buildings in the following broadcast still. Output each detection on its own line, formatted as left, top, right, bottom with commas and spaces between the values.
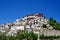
0, 13, 51, 36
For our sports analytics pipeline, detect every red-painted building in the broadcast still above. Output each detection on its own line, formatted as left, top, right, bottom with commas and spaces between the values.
25, 13, 43, 20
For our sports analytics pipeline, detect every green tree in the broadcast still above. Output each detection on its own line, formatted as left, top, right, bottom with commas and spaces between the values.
49, 18, 54, 26
42, 24, 47, 28
49, 17, 60, 30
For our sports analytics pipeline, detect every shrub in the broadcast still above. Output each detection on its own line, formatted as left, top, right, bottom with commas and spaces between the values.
42, 24, 47, 28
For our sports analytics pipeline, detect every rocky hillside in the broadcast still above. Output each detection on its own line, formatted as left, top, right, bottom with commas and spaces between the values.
0, 13, 60, 36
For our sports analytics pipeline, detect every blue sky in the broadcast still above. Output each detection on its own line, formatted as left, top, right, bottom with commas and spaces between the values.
0, 0, 60, 24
